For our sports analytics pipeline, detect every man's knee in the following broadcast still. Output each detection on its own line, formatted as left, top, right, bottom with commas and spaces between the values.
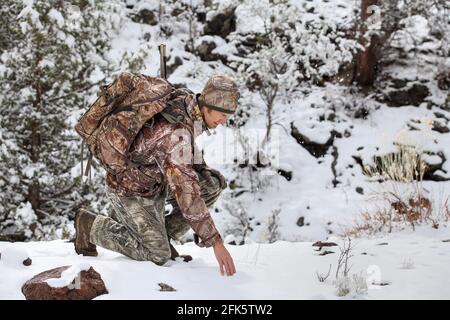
151, 250, 171, 266
140, 239, 171, 265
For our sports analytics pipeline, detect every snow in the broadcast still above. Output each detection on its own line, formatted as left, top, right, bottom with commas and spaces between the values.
45, 262, 91, 288
134, 1, 160, 12
0, 246, 29, 269
17, 0, 42, 29
14, 202, 36, 226
48, 8, 64, 28
1, 227, 450, 299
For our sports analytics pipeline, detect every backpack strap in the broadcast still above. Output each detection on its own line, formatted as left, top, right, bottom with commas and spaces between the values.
159, 111, 185, 124
157, 87, 196, 125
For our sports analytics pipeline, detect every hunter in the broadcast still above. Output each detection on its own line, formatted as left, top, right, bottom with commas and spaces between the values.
74, 75, 238, 277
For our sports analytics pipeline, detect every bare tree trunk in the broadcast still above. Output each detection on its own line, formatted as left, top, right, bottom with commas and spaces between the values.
355, 0, 380, 86
262, 84, 278, 146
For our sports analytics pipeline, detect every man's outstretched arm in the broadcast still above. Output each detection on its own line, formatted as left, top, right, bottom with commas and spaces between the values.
161, 127, 236, 276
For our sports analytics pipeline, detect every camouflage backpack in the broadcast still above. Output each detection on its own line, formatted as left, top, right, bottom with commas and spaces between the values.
74, 72, 175, 180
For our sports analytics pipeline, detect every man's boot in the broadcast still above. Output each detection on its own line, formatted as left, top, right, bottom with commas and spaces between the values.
74, 208, 98, 257
169, 239, 192, 262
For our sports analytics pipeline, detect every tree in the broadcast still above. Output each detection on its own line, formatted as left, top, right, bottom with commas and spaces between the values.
0, 0, 127, 240
355, 0, 449, 86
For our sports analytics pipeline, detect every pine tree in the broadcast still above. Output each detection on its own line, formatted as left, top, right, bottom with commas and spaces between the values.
0, 0, 127, 240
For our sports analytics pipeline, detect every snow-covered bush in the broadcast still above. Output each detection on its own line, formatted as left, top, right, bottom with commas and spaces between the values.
333, 238, 368, 297
232, 0, 360, 142
334, 273, 368, 297
222, 196, 253, 244
363, 143, 428, 183
265, 208, 281, 244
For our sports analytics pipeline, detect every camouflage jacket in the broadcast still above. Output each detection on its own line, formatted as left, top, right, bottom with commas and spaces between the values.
106, 91, 222, 248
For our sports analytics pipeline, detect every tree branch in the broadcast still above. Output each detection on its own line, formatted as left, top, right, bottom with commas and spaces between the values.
45, 78, 106, 104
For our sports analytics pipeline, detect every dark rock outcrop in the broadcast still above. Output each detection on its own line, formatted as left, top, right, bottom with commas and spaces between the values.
290, 122, 341, 158
385, 83, 430, 107
195, 41, 227, 64
131, 9, 158, 26
204, 8, 236, 38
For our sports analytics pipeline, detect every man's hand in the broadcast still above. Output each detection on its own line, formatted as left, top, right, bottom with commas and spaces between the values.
213, 241, 236, 276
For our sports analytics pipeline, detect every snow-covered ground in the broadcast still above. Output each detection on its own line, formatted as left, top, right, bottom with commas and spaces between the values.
1, 226, 450, 300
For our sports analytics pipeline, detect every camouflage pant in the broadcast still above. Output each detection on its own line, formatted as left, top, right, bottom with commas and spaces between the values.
90, 172, 223, 265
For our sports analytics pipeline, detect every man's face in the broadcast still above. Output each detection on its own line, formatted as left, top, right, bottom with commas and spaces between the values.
201, 107, 231, 129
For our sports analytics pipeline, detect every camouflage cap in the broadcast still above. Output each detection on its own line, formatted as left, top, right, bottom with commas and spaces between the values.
198, 75, 240, 114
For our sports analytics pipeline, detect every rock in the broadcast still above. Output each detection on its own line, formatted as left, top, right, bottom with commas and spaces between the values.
354, 107, 369, 119
0, 233, 26, 242
195, 41, 226, 63
204, 8, 236, 38
423, 151, 450, 182
296, 216, 305, 227
23, 258, 32, 266
371, 281, 391, 286
238, 33, 271, 54
166, 56, 183, 78
434, 112, 449, 121
343, 130, 351, 138
132, 9, 158, 26
386, 84, 430, 107
290, 122, 340, 158
327, 112, 336, 122
277, 169, 292, 181
22, 266, 108, 300
436, 69, 450, 91
390, 79, 408, 89
432, 120, 449, 134
312, 241, 338, 249
158, 282, 176, 292
196, 11, 206, 23
233, 190, 246, 198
